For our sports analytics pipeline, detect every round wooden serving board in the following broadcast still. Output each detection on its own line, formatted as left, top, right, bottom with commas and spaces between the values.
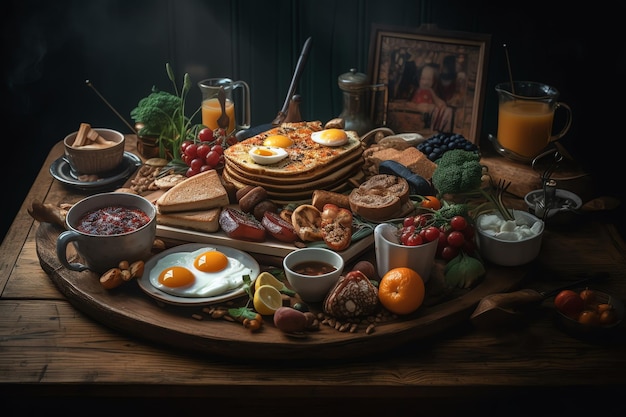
36, 222, 527, 360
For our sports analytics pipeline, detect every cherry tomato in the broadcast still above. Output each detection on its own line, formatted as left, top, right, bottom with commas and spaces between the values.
420, 196, 441, 210
436, 232, 448, 255
211, 144, 224, 155
447, 230, 465, 248
196, 143, 211, 160
450, 216, 467, 231
185, 166, 200, 177
413, 214, 430, 227
440, 245, 459, 261
184, 143, 198, 159
462, 223, 475, 240
205, 150, 221, 167
189, 157, 203, 172
423, 226, 440, 242
403, 216, 415, 228
180, 140, 193, 153
198, 127, 214, 142
554, 290, 584, 318
405, 233, 423, 246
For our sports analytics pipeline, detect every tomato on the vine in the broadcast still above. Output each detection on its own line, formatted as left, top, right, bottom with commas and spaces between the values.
198, 127, 214, 142
184, 143, 198, 159
196, 143, 211, 160
420, 196, 441, 211
440, 245, 459, 261
450, 216, 468, 231
205, 150, 221, 167
447, 230, 466, 248
405, 233, 423, 246
423, 226, 440, 242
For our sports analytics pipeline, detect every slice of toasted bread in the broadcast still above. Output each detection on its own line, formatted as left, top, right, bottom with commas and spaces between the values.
368, 147, 437, 180
156, 169, 229, 213
157, 207, 221, 233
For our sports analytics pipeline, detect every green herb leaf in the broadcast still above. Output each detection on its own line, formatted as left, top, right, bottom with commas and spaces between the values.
228, 307, 258, 320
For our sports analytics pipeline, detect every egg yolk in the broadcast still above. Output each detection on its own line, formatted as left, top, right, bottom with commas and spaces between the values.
319, 129, 347, 142
194, 250, 228, 273
158, 266, 195, 288
253, 148, 276, 156
263, 134, 293, 148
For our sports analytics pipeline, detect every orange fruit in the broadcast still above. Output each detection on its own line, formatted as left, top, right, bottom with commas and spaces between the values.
378, 267, 425, 315
420, 196, 441, 211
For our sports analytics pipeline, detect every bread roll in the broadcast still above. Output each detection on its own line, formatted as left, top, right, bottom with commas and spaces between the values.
348, 174, 410, 221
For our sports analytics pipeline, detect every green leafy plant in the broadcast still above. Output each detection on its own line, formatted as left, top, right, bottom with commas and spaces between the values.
131, 63, 202, 160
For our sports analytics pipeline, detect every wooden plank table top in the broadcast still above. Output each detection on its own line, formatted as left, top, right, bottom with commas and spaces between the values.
1, 136, 625, 415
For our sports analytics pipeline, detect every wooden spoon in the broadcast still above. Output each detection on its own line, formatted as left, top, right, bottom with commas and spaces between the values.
217, 86, 230, 131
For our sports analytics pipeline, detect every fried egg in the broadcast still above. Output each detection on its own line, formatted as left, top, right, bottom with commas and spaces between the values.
310, 128, 349, 146
263, 134, 293, 148
149, 247, 253, 298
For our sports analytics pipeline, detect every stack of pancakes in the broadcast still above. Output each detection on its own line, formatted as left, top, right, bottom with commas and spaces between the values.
222, 121, 364, 205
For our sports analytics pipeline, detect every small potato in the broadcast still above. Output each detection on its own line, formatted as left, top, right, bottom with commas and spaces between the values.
352, 260, 377, 280
273, 306, 308, 333
100, 268, 124, 290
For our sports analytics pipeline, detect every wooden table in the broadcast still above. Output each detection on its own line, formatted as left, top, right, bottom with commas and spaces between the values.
2, 136, 626, 416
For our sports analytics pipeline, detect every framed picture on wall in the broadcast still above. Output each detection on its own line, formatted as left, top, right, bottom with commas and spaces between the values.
367, 24, 491, 144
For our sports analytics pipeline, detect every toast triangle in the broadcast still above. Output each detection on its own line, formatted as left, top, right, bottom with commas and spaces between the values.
156, 169, 229, 213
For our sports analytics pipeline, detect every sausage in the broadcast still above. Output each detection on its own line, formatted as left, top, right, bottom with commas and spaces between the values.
311, 190, 351, 211
238, 186, 268, 213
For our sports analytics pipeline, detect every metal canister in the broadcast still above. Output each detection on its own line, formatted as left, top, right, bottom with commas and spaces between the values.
337, 68, 375, 136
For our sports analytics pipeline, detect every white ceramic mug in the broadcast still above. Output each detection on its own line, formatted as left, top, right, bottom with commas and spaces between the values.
374, 223, 438, 282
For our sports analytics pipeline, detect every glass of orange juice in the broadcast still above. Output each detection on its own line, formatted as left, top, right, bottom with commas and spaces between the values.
495, 81, 572, 161
198, 78, 250, 135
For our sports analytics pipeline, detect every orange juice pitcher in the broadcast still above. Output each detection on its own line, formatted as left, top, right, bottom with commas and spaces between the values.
495, 81, 572, 160
198, 78, 250, 134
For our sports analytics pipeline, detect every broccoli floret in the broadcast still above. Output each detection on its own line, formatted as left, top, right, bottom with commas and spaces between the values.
432, 149, 483, 195
130, 88, 182, 136
437, 201, 469, 219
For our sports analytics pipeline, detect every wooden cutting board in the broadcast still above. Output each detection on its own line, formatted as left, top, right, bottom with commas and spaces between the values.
36, 222, 527, 360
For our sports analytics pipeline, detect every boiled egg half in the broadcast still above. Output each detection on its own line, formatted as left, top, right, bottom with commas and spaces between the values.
310, 128, 349, 146
149, 247, 253, 298
249, 146, 288, 165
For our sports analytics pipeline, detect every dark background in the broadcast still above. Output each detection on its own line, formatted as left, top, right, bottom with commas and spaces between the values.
2, 0, 623, 242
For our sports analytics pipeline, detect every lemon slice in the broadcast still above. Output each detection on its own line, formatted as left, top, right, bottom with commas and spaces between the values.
253, 284, 283, 315
254, 271, 295, 295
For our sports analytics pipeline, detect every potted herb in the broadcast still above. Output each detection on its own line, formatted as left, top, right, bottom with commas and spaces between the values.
131, 63, 201, 160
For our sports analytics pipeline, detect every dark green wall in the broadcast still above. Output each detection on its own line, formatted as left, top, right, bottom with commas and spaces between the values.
3, 0, 622, 241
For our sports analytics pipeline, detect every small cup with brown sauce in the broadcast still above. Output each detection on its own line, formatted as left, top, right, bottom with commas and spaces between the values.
283, 247, 344, 303
56, 192, 156, 273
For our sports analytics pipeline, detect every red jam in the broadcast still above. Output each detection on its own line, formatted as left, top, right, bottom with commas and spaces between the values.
76, 206, 151, 236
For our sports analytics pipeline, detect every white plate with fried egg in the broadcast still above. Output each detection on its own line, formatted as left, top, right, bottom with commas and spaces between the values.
137, 243, 260, 306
